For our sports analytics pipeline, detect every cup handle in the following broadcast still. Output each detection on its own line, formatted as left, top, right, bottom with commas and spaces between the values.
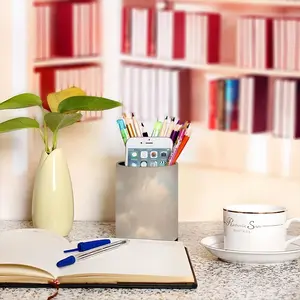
285, 218, 300, 248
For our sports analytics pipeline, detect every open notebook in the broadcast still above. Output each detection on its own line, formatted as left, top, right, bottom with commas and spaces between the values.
0, 228, 197, 289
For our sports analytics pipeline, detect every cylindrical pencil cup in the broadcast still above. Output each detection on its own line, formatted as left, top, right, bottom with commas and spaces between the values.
115, 162, 178, 241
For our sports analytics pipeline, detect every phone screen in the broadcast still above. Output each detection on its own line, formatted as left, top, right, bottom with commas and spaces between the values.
127, 147, 172, 167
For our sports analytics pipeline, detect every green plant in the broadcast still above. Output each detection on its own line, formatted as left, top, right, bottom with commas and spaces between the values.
0, 87, 122, 154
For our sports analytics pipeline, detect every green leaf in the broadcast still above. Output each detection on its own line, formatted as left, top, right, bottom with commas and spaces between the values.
58, 95, 122, 113
0, 117, 40, 133
44, 112, 82, 133
0, 93, 42, 110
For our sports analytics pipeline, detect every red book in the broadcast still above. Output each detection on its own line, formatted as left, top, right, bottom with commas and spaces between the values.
121, 6, 132, 54
51, 2, 73, 57
147, 8, 156, 57
177, 69, 191, 121
208, 80, 218, 129
173, 11, 186, 59
205, 13, 221, 63
244, 75, 269, 133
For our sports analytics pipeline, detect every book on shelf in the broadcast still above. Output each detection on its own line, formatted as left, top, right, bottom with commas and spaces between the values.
35, 64, 102, 121
208, 75, 268, 133
0, 228, 197, 289
34, 0, 100, 61
273, 78, 300, 139
121, 64, 191, 121
273, 17, 298, 71
236, 16, 273, 69
239, 75, 268, 134
121, 7, 221, 64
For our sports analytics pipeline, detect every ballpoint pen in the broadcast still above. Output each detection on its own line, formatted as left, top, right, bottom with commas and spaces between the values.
117, 119, 130, 145
151, 120, 163, 137
159, 116, 169, 136
132, 112, 142, 137
57, 239, 129, 268
64, 239, 111, 253
123, 113, 136, 137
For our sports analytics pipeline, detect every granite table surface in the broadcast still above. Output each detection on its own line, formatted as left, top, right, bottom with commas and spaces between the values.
1, 221, 300, 300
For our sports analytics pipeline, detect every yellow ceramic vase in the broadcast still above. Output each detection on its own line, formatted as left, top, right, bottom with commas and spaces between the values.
32, 149, 74, 236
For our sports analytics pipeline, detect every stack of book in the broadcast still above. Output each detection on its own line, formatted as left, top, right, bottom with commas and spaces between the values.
236, 16, 273, 69
208, 76, 269, 134
34, 0, 100, 61
121, 7, 221, 64
273, 78, 300, 139
34, 65, 102, 121
121, 64, 191, 122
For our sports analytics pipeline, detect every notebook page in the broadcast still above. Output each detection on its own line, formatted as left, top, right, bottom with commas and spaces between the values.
60, 239, 193, 280
0, 229, 70, 279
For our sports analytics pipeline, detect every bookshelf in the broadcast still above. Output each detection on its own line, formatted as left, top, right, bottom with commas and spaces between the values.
31, 0, 103, 121
119, 0, 300, 179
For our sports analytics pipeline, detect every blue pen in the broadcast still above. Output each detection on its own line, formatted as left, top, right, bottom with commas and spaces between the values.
224, 79, 239, 131
57, 239, 129, 268
64, 239, 111, 253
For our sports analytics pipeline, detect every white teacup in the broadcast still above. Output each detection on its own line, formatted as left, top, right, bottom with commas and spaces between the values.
223, 204, 300, 252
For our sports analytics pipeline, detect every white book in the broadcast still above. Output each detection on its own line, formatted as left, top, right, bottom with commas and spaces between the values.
286, 20, 294, 70
279, 20, 285, 70
246, 77, 254, 134
290, 20, 297, 71
273, 19, 279, 70
273, 79, 282, 137
73, 4, 79, 57
44, 6, 51, 59
288, 80, 296, 139
236, 18, 242, 67
185, 13, 193, 63
259, 18, 265, 69
195, 14, 203, 64
0, 229, 196, 287
91, 2, 98, 55
238, 77, 247, 132
157, 68, 165, 120
132, 66, 140, 115
157, 11, 173, 60
202, 14, 208, 64
79, 5, 85, 56
131, 9, 139, 56
149, 67, 157, 121
170, 70, 179, 119
121, 65, 132, 113
254, 18, 260, 69
242, 18, 249, 68
282, 80, 290, 137
140, 67, 149, 121
247, 18, 254, 68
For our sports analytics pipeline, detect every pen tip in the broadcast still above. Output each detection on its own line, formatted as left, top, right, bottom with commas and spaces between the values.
171, 117, 175, 121
165, 116, 168, 120
131, 112, 134, 117
122, 113, 127, 119
141, 122, 144, 127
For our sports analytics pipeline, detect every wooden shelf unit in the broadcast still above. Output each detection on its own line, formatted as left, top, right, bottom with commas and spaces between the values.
31, 0, 103, 121
120, 0, 300, 178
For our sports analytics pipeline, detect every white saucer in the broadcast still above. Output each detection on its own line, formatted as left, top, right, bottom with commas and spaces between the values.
201, 234, 300, 265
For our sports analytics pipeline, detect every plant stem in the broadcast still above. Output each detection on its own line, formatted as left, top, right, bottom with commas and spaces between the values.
40, 106, 50, 153
52, 130, 58, 151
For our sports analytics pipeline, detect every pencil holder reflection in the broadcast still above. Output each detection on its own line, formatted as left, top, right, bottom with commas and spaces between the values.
115, 162, 178, 241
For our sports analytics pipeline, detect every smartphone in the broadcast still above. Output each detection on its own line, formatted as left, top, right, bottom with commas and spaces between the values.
125, 137, 173, 167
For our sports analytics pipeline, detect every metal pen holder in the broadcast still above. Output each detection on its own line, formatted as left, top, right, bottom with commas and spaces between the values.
115, 162, 178, 241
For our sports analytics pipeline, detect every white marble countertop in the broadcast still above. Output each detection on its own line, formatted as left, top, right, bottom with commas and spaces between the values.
1, 221, 300, 300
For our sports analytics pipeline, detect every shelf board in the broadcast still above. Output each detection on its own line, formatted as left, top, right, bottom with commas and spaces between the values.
34, 56, 102, 68
171, 0, 300, 8
121, 55, 300, 78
